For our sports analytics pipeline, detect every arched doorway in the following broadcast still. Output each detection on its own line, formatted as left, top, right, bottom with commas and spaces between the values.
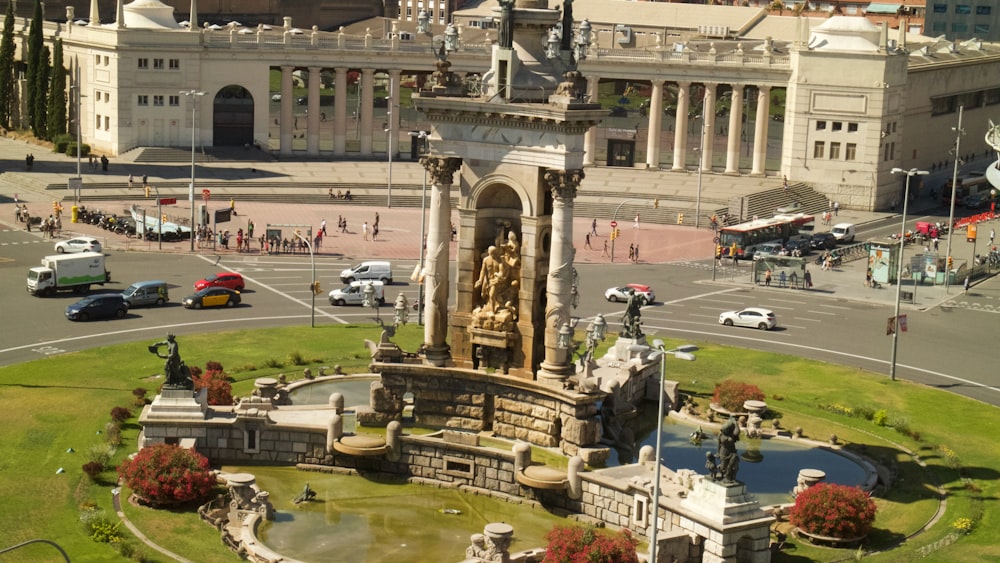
213, 85, 254, 146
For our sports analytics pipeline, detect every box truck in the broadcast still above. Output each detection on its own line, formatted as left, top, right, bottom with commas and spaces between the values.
27, 252, 110, 296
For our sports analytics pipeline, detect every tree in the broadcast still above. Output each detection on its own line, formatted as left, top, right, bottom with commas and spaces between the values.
117, 443, 215, 505
25, 0, 43, 131
46, 39, 66, 137
0, 1, 17, 129
32, 44, 49, 136
192, 361, 234, 406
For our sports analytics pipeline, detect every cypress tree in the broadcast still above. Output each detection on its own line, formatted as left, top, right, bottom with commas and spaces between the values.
46, 39, 66, 138
32, 44, 48, 137
0, 1, 16, 129
25, 0, 42, 132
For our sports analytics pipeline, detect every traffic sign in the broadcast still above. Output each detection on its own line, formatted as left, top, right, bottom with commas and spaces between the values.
610, 220, 618, 228
202, 188, 211, 202
158, 197, 177, 205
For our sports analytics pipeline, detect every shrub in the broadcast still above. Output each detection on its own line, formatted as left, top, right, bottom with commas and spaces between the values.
110, 406, 132, 423
543, 524, 639, 563
789, 483, 877, 539
712, 380, 765, 412
287, 350, 306, 365
80, 506, 122, 543
117, 444, 215, 505
872, 408, 888, 426
263, 357, 284, 368
82, 461, 104, 480
89, 443, 116, 466
131, 387, 148, 407
104, 422, 123, 447
193, 363, 233, 406
65, 141, 91, 157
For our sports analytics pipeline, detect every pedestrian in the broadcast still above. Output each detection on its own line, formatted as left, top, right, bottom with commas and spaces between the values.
804, 269, 812, 289
634, 214, 640, 230
229, 198, 237, 215
833, 201, 840, 216
933, 237, 939, 252
341, 218, 348, 233
628, 243, 635, 261
374, 212, 380, 228
321, 219, 327, 236
964, 275, 970, 294
142, 174, 148, 189
764, 269, 772, 286
372, 223, 379, 241
362, 221, 369, 240
783, 175, 788, 192
128, 173, 134, 189
601, 240, 609, 257
100, 155, 109, 172
633, 244, 639, 262
247, 220, 254, 238
865, 268, 872, 288
990, 229, 995, 246
779, 270, 787, 288
585, 233, 592, 249
591, 219, 598, 236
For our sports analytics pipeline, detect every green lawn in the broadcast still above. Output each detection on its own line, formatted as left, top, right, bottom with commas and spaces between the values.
0, 325, 996, 562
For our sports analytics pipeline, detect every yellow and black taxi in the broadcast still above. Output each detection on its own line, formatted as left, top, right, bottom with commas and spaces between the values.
183, 287, 241, 309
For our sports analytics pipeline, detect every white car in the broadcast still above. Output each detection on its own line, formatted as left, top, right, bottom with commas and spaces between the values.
604, 284, 655, 305
55, 237, 103, 254
271, 93, 281, 101
831, 223, 856, 243
719, 307, 777, 330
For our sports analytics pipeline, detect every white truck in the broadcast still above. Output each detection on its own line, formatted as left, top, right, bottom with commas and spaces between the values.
27, 252, 110, 296
328, 280, 385, 306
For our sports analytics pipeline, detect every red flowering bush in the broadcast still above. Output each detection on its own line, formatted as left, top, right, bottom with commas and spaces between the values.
543, 524, 639, 563
789, 483, 877, 539
117, 444, 215, 505
713, 380, 765, 412
192, 361, 233, 406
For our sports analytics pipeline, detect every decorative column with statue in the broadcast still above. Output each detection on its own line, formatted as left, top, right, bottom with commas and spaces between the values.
421, 156, 462, 366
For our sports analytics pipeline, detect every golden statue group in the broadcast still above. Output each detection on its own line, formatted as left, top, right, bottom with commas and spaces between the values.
471, 231, 522, 332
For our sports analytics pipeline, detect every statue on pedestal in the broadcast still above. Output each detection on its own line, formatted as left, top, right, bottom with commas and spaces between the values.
717, 415, 741, 484
148, 334, 192, 389
620, 289, 644, 339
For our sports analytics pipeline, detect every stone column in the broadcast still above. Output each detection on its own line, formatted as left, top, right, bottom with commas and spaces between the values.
388, 69, 402, 157
725, 83, 744, 175
671, 81, 690, 171
646, 80, 664, 169
538, 168, 584, 383
701, 83, 716, 172
279, 66, 294, 157
584, 75, 599, 166
751, 85, 771, 176
306, 66, 321, 156
422, 156, 462, 366
333, 67, 348, 155
360, 68, 375, 156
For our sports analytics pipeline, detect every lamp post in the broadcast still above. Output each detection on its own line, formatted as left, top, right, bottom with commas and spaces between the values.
293, 230, 316, 328
393, 293, 409, 328
610, 198, 644, 263
363, 281, 380, 323
945, 106, 964, 292
181, 90, 207, 252
385, 91, 393, 208
695, 115, 706, 229
889, 167, 928, 381
153, 185, 162, 251
409, 130, 429, 324
640, 340, 696, 563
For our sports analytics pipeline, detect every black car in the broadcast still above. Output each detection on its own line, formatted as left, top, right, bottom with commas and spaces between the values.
785, 236, 812, 256
66, 293, 128, 321
809, 232, 838, 250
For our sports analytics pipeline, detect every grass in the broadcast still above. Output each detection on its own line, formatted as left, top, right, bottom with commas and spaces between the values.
0, 326, 996, 562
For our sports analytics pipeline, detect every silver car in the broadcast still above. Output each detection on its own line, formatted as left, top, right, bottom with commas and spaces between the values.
55, 237, 103, 254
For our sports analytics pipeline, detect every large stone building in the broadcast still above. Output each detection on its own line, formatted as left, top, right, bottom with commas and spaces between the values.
9, 0, 1000, 211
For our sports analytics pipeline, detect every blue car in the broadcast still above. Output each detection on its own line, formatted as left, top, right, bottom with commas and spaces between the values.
66, 293, 129, 321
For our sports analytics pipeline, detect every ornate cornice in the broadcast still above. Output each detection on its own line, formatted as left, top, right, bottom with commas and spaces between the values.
422, 156, 463, 185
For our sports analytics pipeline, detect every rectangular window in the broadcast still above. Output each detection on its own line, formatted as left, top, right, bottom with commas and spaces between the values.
138, 58, 148, 69
955, 5, 971, 15
830, 142, 841, 159
814, 141, 825, 158
891, 122, 897, 133
932, 21, 947, 33
933, 3, 947, 13
104, 116, 110, 130
104, 56, 109, 66
884, 142, 891, 161
847, 123, 858, 133
95, 54, 101, 65
985, 88, 1000, 106
832, 122, 843, 132
952, 23, 969, 33
816, 120, 827, 130
845, 143, 857, 161
976, 6, 992, 16
95, 115, 101, 129
153, 58, 164, 70
974, 24, 990, 34
137, 95, 148, 106
169, 58, 180, 69
169, 95, 180, 106
153, 95, 164, 106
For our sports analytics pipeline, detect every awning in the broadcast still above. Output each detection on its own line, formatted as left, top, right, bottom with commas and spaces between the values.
866, 3, 902, 14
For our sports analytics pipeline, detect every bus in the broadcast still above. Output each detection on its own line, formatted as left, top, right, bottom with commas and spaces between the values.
719, 213, 815, 259
942, 174, 991, 206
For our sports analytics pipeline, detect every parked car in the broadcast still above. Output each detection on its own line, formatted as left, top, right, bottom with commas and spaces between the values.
719, 307, 777, 330
328, 280, 385, 306
339, 261, 392, 284
831, 223, 856, 243
183, 287, 241, 309
121, 280, 169, 307
194, 272, 245, 291
809, 232, 838, 250
750, 241, 784, 260
55, 237, 102, 254
270, 93, 281, 101
961, 193, 986, 209
784, 236, 812, 256
605, 283, 655, 305
65, 293, 128, 321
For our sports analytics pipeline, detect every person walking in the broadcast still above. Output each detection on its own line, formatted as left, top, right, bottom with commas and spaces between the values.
778, 270, 787, 288
633, 244, 639, 263
362, 221, 369, 241
764, 269, 772, 286
804, 269, 813, 289
229, 198, 237, 215
628, 243, 635, 262
601, 240, 609, 257
591, 219, 598, 236
584, 233, 592, 249
372, 223, 379, 241
964, 275, 971, 294
833, 201, 840, 216
990, 228, 995, 246
128, 173, 134, 190
321, 219, 327, 236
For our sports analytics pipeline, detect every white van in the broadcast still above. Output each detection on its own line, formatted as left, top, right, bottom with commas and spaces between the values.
339, 261, 392, 284
831, 223, 856, 243
328, 280, 385, 306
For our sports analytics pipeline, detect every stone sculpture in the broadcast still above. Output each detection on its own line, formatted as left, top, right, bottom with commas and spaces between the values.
149, 333, 192, 389
717, 415, 741, 484
620, 289, 644, 339
471, 232, 521, 331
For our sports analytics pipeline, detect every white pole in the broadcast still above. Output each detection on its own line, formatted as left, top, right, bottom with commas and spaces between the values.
945, 106, 963, 292
889, 168, 927, 380
182, 90, 207, 251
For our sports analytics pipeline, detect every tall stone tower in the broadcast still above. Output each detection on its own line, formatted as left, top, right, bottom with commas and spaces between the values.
412, 0, 605, 381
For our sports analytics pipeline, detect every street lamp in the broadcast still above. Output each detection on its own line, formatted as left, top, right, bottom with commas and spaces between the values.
293, 230, 316, 328
362, 281, 380, 323
889, 167, 928, 381
393, 293, 409, 328
694, 114, 706, 229
409, 130, 430, 325
639, 339, 696, 563
181, 89, 207, 252
385, 92, 393, 208
945, 106, 964, 292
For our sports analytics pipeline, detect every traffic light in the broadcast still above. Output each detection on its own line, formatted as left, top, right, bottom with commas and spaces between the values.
311, 281, 322, 295
677, 213, 684, 225
52, 200, 59, 213
947, 256, 953, 270
144, 185, 151, 198
715, 245, 722, 259
653, 198, 660, 209
610, 229, 616, 240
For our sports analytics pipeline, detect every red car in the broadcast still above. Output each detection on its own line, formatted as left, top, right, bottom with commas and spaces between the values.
194, 272, 245, 292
